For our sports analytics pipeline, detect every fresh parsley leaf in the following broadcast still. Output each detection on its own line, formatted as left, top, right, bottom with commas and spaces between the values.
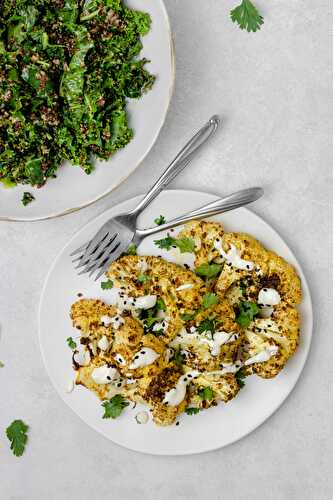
195, 263, 222, 279
138, 274, 150, 284
236, 301, 259, 328
21, 192, 35, 206
197, 318, 216, 334
172, 346, 185, 367
154, 214, 166, 226
230, 0, 264, 32
66, 337, 77, 350
154, 236, 195, 254
239, 279, 247, 296
185, 407, 201, 415
156, 297, 166, 311
6, 420, 29, 457
102, 395, 129, 419
101, 279, 113, 290
0, 361, 4, 368
144, 316, 159, 329
181, 312, 198, 322
198, 387, 215, 401
127, 243, 137, 255
235, 368, 247, 389
202, 292, 219, 309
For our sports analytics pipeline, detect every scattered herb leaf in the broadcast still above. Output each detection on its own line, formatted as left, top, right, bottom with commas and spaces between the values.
202, 292, 219, 309
195, 263, 223, 279
236, 301, 259, 328
21, 192, 35, 206
185, 407, 201, 415
138, 274, 150, 284
156, 297, 166, 311
154, 214, 166, 226
6, 420, 29, 457
197, 317, 216, 335
102, 395, 129, 419
172, 346, 185, 367
154, 236, 195, 254
181, 312, 198, 322
235, 367, 247, 389
230, 0, 264, 32
198, 387, 215, 401
127, 243, 137, 255
101, 279, 113, 290
66, 337, 77, 350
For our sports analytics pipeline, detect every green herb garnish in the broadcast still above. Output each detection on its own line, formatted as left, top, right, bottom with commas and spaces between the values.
156, 297, 166, 311
236, 301, 259, 328
66, 337, 77, 350
235, 368, 247, 389
181, 312, 198, 322
0, 361, 4, 368
138, 274, 150, 284
230, 0, 264, 32
185, 407, 201, 415
198, 387, 215, 401
127, 243, 137, 255
21, 192, 35, 206
101, 279, 113, 290
6, 420, 29, 457
154, 236, 195, 253
202, 292, 219, 309
154, 214, 166, 226
197, 317, 216, 334
172, 346, 185, 367
101, 395, 129, 419
195, 263, 223, 279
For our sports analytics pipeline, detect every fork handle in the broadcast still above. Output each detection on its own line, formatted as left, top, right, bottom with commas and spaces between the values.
130, 115, 220, 217
135, 187, 264, 239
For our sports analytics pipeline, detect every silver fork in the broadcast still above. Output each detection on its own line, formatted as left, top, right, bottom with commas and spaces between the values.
71, 115, 220, 274
72, 186, 263, 280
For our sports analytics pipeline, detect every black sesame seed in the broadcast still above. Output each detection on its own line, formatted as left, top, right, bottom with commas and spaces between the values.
134, 355, 139, 359
141, 350, 145, 354
117, 382, 122, 387
107, 376, 111, 380
172, 245, 177, 248
176, 422, 180, 426
263, 288, 267, 292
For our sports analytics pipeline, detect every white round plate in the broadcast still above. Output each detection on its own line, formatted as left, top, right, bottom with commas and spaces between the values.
0, 0, 174, 222
39, 190, 313, 455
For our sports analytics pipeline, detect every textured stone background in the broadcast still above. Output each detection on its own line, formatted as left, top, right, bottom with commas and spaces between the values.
1, 1, 332, 498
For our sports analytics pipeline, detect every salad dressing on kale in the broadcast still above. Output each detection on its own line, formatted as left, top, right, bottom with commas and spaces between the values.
0, 0, 154, 191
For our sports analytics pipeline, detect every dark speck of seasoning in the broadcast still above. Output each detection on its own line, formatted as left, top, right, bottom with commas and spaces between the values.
124, 301, 127, 305
187, 374, 192, 378
170, 228, 174, 232
183, 377, 187, 382
263, 288, 267, 292
107, 376, 111, 380
117, 382, 122, 387
77, 292, 83, 297
172, 245, 177, 249
184, 264, 189, 269
176, 422, 180, 426
246, 265, 251, 269
157, 255, 162, 258
134, 355, 139, 359
141, 350, 145, 354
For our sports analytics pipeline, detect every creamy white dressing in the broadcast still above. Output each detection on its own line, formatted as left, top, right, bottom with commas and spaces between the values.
171, 326, 238, 357
258, 306, 274, 318
137, 258, 148, 273
168, 247, 196, 269
97, 335, 110, 351
129, 348, 160, 369
66, 379, 75, 393
163, 371, 200, 407
258, 288, 281, 306
100, 315, 112, 326
214, 241, 254, 271
89, 341, 97, 356
200, 331, 239, 356
244, 345, 279, 366
152, 320, 169, 333
135, 411, 149, 424
206, 361, 244, 375
73, 345, 91, 366
91, 365, 120, 384
176, 283, 194, 291
116, 294, 156, 312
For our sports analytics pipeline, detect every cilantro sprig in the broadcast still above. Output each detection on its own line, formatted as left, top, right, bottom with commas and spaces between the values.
21, 192, 35, 206
154, 214, 166, 226
198, 387, 215, 401
230, 0, 264, 32
6, 420, 29, 457
172, 346, 185, 367
236, 301, 259, 328
202, 292, 219, 309
102, 395, 129, 419
195, 263, 223, 279
154, 235, 195, 254
66, 337, 77, 350
101, 279, 113, 290
127, 243, 137, 255
235, 368, 247, 389
185, 407, 201, 415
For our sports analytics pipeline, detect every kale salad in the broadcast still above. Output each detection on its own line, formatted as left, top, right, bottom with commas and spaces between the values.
0, 0, 155, 193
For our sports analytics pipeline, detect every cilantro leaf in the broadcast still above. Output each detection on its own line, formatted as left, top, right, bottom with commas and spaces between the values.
185, 407, 201, 415
144, 316, 159, 329
198, 387, 215, 401
230, 0, 264, 32
127, 243, 137, 255
101, 395, 129, 419
235, 367, 247, 389
101, 279, 113, 290
0, 361, 4, 368
138, 274, 150, 284
156, 297, 166, 311
195, 263, 222, 279
181, 312, 198, 322
154, 214, 166, 225
21, 192, 35, 206
236, 301, 259, 328
172, 346, 185, 367
154, 236, 195, 253
197, 318, 216, 334
202, 292, 219, 309
6, 420, 29, 457
66, 337, 77, 350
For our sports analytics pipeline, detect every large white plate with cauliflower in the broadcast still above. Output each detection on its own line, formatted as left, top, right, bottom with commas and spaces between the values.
39, 190, 313, 455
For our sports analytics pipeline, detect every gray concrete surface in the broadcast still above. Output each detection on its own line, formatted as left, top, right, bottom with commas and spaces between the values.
1, 1, 332, 498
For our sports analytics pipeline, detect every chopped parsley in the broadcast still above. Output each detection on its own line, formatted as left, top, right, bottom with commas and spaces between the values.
126, 243, 137, 255
137, 274, 150, 284
21, 192, 35, 206
139, 296, 166, 334
230, 0, 264, 32
197, 317, 216, 335
100, 279, 113, 290
154, 214, 166, 226
6, 420, 29, 457
154, 236, 195, 254
185, 407, 201, 415
181, 312, 198, 322
156, 297, 166, 312
101, 395, 129, 419
235, 368, 247, 389
202, 292, 219, 309
66, 337, 77, 350
172, 346, 185, 367
198, 387, 215, 401
195, 263, 223, 279
236, 301, 259, 328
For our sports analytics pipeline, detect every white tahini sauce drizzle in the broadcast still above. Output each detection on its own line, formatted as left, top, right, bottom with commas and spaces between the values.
116, 294, 157, 312
152, 320, 169, 333
214, 241, 254, 271
244, 345, 279, 366
171, 327, 238, 357
129, 348, 160, 369
73, 345, 91, 366
97, 335, 110, 351
100, 315, 112, 326
163, 371, 199, 407
137, 258, 148, 273
200, 331, 239, 356
258, 288, 281, 306
91, 365, 120, 385
176, 283, 194, 291
166, 247, 196, 270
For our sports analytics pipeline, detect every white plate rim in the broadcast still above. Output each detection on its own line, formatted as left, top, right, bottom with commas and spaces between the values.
38, 189, 313, 455
1, 0, 175, 223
